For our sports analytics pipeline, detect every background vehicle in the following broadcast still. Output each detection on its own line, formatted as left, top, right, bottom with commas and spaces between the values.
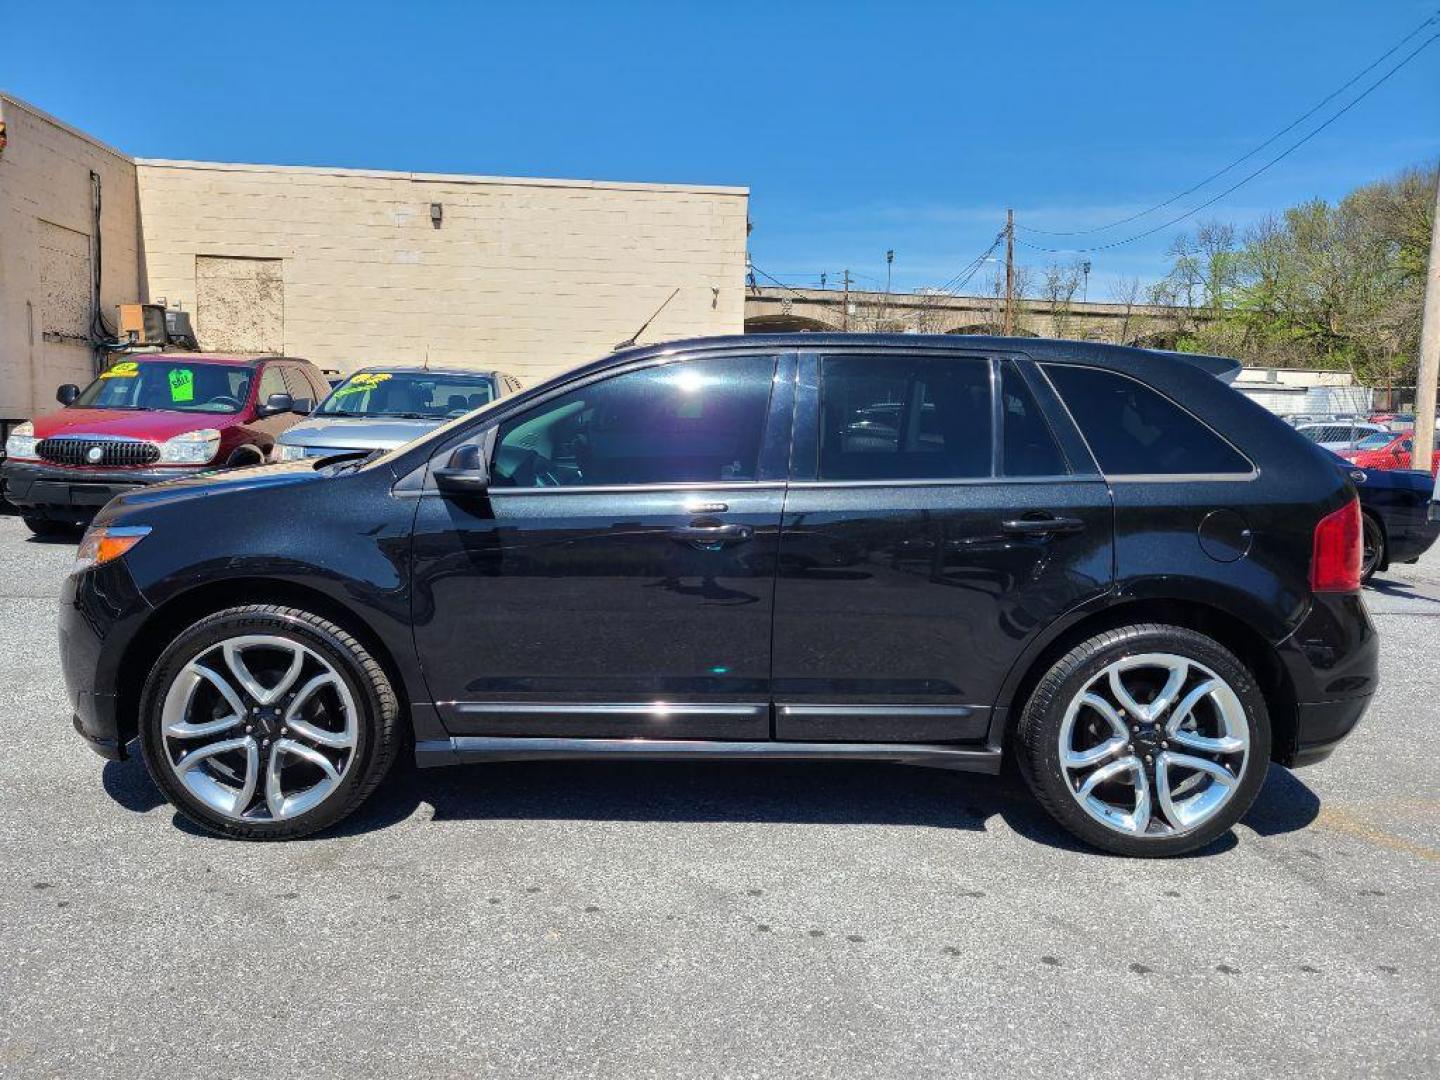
3, 354, 327, 533
1295, 421, 1388, 452
61, 336, 1374, 856
1336, 456, 1440, 582
1337, 429, 1440, 476
274, 367, 521, 460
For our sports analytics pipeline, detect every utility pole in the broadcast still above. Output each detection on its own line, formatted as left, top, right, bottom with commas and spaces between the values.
842, 268, 852, 332
1413, 165, 1440, 474
885, 249, 895, 294
1002, 209, 1015, 336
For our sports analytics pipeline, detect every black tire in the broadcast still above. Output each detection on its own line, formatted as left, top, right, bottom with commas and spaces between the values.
1016, 624, 1270, 858
21, 514, 79, 537
138, 605, 402, 840
1360, 512, 1385, 584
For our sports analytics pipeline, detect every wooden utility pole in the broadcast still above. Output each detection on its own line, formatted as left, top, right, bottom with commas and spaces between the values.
1413, 166, 1440, 474
1003, 209, 1015, 336
842, 268, 852, 332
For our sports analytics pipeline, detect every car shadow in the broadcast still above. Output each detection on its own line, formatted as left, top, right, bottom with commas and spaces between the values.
104, 752, 1323, 856
1365, 573, 1440, 605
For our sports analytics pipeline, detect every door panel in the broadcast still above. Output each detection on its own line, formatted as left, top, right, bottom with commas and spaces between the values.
771, 349, 1114, 743
412, 484, 783, 738
410, 351, 791, 740
772, 478, 1113, 739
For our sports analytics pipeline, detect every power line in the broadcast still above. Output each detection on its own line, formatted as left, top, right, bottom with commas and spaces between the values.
1017, 7, 1440, 239
1014, 29, 1440, 256
924, 229, 1006, 296
747, 260, 811, 301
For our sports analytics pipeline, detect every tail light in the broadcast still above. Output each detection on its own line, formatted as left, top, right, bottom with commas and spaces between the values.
1310, 498, 1361, 592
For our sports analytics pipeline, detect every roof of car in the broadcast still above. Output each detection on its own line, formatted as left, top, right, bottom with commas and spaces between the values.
589, 333, 1240, 381
123, 353, 309, 367
348, 365, 505, 378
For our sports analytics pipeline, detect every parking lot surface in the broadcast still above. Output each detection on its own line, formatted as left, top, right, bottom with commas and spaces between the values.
0, 510, 1436, 1079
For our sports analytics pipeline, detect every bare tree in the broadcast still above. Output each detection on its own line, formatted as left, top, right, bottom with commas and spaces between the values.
1107, 276, 1144, 344
1041, 261, 1083, 337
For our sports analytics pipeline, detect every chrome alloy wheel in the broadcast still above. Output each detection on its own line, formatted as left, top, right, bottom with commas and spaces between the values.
159, 634, 358, 822
1058, 652, 1249, 838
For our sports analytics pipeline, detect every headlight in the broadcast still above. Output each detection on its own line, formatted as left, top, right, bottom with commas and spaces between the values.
74, 524, 150, 574
158, 428, 221, 465
5, 421, 38, 462
275, 442, 308, 462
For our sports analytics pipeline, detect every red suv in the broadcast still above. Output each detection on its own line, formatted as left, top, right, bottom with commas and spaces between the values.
3, 354, 327, 534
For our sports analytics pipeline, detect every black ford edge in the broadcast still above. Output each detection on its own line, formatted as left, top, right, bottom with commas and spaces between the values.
60, 335, 1377, 856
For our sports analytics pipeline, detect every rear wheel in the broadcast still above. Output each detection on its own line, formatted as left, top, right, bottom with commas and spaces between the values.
1017, 624, 1270, 857
1360, 513, 1385, 583
138, 605, 402, 839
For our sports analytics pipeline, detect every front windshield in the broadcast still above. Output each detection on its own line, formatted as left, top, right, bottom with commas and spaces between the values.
1354, 432, 1395, 450
317, 371, 496, 420
71, 359, 252, 414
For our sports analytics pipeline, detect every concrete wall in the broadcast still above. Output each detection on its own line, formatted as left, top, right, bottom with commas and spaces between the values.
136, 160, 748, 384
0, 94, 144, 418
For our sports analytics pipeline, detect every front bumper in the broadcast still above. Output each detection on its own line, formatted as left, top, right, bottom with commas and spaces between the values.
3, 460, 208, 519
59, 556, 153, 761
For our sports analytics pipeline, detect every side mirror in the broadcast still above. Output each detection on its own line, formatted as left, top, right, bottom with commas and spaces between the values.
56, 384, 80, 406
433, 443, 489, 495
262, 392, 294, 416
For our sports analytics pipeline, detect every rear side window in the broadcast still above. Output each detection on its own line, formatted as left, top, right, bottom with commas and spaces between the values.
1043, 365, 1251, 476
818, 354, 992, 480
1000, 362, 1066, 476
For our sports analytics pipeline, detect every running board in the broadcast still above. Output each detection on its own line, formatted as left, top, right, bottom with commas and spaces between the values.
414, 736, 1003, 773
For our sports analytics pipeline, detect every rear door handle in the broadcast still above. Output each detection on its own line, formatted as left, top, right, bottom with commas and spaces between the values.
668, 523, 754, 547
1000, 515, 1086, 537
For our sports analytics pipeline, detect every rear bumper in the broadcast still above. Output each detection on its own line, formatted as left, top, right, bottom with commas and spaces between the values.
1275, 591, 1379, 767
3, 461, 208, 518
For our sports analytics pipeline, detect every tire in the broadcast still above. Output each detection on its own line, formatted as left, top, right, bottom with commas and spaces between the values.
1016, 624, 1270, 858
1360, 513, 1385, 584
22, 514, 78, 537
138, 605, 402, 840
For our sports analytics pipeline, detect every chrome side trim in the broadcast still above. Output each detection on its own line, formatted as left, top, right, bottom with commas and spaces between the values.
414, 736, 1004, 773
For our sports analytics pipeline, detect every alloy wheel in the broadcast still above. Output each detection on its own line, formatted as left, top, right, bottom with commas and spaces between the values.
1057, 652, 1249, 838
159, 634, 358, 822
1361, 514, 1383, 581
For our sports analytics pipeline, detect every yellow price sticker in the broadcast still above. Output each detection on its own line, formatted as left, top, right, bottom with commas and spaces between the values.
100, 360, 140, 379
332, 372, 392, 398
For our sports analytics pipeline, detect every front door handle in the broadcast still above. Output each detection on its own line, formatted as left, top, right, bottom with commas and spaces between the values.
1000, 515, 1086, 537
668, 523, 754, 547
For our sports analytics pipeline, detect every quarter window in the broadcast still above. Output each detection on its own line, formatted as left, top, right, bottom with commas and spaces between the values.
818, 354, 992, 481
490, 355, 776, 488
1043, 364, 1251, 476
256, 366, 289, 408
1001, 362, 1067, 476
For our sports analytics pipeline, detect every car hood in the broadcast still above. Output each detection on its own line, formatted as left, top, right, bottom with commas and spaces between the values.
279, 415, 443, 450
103, 460, 329, 515
31, 407, 239, 441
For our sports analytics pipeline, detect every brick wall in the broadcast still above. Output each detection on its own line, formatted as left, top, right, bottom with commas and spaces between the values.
0, 94, 144, 418
136, 160, 749, 384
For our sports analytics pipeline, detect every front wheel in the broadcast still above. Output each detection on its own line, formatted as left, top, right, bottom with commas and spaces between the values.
1017, 624, 1270, 857
138, 605, 402, 839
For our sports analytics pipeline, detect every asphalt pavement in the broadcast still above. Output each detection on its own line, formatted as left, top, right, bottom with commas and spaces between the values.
0, 510, 1435, 1079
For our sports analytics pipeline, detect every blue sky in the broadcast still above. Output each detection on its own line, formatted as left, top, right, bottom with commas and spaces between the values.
6, 0, 1436, 296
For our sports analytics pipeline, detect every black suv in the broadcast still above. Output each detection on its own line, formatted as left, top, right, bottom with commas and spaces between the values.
61, 336, 1376, 855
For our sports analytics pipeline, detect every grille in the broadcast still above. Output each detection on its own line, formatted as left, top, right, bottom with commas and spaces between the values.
37, 437, 161, 468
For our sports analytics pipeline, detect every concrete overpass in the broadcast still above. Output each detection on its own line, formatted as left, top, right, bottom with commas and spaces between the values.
743, 285, 1201, 348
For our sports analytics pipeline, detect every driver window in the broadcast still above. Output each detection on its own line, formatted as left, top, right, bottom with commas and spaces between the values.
490, 355, 776, 488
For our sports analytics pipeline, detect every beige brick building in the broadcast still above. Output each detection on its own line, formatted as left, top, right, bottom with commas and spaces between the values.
1, 93, 748, 419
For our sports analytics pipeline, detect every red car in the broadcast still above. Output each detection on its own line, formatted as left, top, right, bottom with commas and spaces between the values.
1338, 429, 1440, 475
2, 353, 328, 534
